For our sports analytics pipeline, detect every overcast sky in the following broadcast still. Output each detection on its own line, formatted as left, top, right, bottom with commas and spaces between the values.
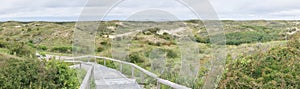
0, 0, 299, 21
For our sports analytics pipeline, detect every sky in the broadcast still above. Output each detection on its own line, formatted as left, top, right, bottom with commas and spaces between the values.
0, 0, 299, 21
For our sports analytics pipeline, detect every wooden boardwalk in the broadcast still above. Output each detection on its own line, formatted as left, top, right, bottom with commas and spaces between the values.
43, 54, 190, 89
71, 63, 141, 89
94, 64, 141, 89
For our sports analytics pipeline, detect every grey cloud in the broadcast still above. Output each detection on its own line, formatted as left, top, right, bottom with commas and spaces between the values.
0, 0, 300, 21
210, 0, 300, 19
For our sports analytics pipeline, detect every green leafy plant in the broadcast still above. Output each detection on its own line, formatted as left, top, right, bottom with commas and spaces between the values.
219, 33, 300, 89
226, 31, 275, 45
37, 45, 48, 51
0, 58, 79, 89
51, 46, 72, 53
8, 42, 35, 58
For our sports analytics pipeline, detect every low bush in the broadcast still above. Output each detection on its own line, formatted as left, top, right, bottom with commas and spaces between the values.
226, 31, 274, 45
195, 35, 210, 43
127, 53, 145, 63
162, 49, 178, 58
219, 32, 300, 88
27, 42, 36, 48
0, 40, 8, 48
0, 58, 79, 88
159, 32, 173, 40
37, 45, 48, 51
97, 59, 116, 69
51, 46, 72, 53
40, 52, 46, 57
100, 41, 108, 45
96, 46, 105, 52
288, 32, 300, 50
144, 27, 160, 34
0, 40, 35, 57
8, 42, 35, 58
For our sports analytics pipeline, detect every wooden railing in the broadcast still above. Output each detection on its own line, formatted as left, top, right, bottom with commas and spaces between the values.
79, 63, 93, 89
64, 55, 191, 89
66, 61, 93, 89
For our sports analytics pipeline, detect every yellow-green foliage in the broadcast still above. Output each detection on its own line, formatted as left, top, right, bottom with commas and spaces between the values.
0, 57, 79, 89
51, 46, 72, 53
219, 33, 300, 89
0, 39, 36, 58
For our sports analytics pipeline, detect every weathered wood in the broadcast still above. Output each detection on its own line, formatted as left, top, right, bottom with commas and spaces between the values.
120, 63, 123, 72
140, 72, 144, 83
63, 56, 191, 89
157, 80, 160, 89
104, 58, 106, 66
79, 64, 93, 89
131, 65, 135, 78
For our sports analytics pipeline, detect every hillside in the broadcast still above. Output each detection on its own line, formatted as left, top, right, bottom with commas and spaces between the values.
0, 20, 300, 88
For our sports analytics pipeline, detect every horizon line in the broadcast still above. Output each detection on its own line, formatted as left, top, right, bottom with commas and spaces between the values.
1, 19, 300, 22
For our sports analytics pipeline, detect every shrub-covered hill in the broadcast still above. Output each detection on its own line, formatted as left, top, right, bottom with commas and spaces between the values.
219, 32, 300, 88
0, 20, 299, 88
0, 20, 296, 54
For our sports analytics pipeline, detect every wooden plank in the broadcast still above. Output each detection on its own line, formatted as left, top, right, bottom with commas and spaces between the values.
61, 55, 190, 89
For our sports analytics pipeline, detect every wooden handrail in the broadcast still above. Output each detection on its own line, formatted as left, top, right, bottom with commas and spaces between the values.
79, 63, 93, 89
64, 55, 191, 89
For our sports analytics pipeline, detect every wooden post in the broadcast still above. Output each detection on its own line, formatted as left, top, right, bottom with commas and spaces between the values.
80, 62, 82, 69
120, 63, 123, 72
157, 80, 160, 89
104, 59, 106, 66
140, 72, 144, 83
131, 65, 134, 78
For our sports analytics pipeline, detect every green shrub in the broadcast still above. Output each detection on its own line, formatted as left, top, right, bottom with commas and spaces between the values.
159, 32, 173, 40
0, 40, 35, 57
0, 58, 79, 89
288, 32, 300, 50
155, 42, 162, 46
40, 52, 46, 57
226, 31, 274, 45
45, 60, 79, 88
27, 28, 32, 32
146, 27, 160, 33
37, 45, 48, 51
97, 59, 116, 69
0, 40, 8, 48
28, 40, 33, 44
143, 31, 152, 35
162, 49, 178, 58
27, 42, 36, 48
128, 53, 144, 63
7, 42, 35, 58
185, 20, 201, 23
96, 46, 105, 52
219, 35, 300, 89
100, 41, 108, 45
51, 46, 72, 53
242, 25, 268, 31
195, 35, 210, 43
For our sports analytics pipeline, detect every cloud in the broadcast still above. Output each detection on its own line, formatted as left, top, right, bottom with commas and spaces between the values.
210, 0, 300, 20
105, 0, 198, 20
0, 0, 87, 21
0, 0, 299, 21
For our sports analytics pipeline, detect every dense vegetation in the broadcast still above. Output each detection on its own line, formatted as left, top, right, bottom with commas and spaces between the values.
226, 31, 274, 45
0, 56, 79, 88
0, 39, 35, 58
219, 33, 300, 88
0, 38, 79, 88
0, 20, 299, 89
